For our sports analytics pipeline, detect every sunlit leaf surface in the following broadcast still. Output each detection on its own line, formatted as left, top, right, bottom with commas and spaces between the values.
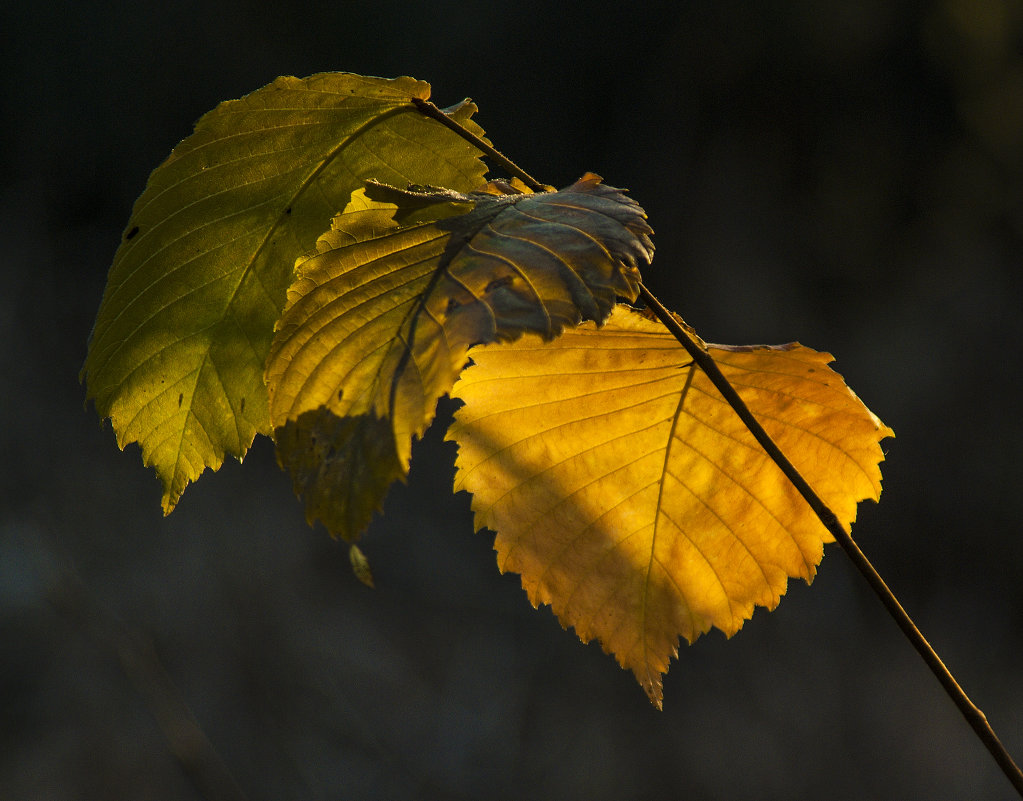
266, 175, 653, 540
83, 72, 488, 511
448, 305, 893, 706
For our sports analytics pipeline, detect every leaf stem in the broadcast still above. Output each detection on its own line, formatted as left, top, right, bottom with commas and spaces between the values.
637, 282, 1023, 797
410, 98, 548, 192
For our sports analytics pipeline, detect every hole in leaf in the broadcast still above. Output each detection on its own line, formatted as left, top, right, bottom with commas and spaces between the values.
485, 276, 514, 293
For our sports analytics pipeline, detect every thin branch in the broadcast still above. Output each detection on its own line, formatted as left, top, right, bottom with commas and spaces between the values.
410, 98, 547, 192
637, 282, 1023, 798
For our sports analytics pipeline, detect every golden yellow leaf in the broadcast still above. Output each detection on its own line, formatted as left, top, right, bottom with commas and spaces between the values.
265, 175, 652, 541
448, 305, 893, 706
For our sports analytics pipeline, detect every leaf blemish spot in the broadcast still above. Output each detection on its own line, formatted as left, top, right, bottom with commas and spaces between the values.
485, 276, 514, 293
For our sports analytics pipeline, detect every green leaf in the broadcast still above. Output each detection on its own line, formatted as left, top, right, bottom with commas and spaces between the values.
266, 174, 653, 541
82, 72, 489, 512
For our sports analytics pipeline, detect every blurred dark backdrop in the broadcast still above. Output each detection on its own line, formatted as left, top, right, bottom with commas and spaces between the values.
2, 1, 1022, 799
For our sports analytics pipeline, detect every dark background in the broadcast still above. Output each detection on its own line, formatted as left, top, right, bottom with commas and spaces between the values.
3, 1, 1022, 799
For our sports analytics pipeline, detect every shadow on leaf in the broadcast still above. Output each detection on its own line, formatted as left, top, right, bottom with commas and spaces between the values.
274, 407, 404, 541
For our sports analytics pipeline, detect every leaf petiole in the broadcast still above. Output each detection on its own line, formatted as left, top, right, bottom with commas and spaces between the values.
411, 98, 547, 192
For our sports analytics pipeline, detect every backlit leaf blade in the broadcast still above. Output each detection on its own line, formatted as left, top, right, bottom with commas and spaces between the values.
266, 175, 653, 541
82, 72, 489, 512
448, 305, 893, 707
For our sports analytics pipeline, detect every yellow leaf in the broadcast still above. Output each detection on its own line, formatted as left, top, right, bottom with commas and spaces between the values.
448, 305, 893, 707
266, 175, 652, 541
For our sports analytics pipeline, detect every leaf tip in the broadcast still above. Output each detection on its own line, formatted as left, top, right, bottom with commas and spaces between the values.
640, 674, 665, 710
349, 543, 375, 588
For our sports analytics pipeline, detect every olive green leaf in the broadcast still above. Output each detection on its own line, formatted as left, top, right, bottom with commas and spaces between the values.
82, 72, 489, 512
265, 174, 653, 541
